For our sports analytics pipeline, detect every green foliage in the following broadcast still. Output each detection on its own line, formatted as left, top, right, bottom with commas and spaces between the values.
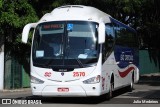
138, 0, 160, 49
0, 0, 38, 28
0, 0, 2, 8
0, 0, 38, 61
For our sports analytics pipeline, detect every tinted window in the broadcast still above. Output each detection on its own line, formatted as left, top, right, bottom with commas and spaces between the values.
114, 23, 137, 47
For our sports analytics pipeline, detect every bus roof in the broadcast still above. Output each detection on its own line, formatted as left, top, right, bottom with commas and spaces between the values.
39, 5, 111, 23
38, 5, 136, 33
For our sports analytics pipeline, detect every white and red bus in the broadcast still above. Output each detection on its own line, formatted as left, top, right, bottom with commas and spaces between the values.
22, 5, 139, 99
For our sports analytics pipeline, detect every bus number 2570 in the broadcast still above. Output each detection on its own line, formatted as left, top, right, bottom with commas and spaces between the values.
73, 72, 85, 77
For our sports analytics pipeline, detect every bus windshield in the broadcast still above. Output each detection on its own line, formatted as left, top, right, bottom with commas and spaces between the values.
32, 21, 99, 69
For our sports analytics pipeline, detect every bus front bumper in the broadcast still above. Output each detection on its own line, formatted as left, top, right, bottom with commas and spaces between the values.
31, 85, 102, 97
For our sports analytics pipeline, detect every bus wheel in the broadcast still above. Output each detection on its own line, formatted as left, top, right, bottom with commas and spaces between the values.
105, 80, 114, 100
128, 73, 134, 92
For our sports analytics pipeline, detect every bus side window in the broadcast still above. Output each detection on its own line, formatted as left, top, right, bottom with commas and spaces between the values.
114, 23, 136, 48
103, 23, 115, 61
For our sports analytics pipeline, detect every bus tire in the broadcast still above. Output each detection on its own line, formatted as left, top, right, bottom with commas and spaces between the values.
128, 73, 134, 92
101, 83, 113, 100
105, 75, 114, 100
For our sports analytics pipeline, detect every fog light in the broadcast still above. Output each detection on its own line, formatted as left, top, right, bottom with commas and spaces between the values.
92, 87, 96, 90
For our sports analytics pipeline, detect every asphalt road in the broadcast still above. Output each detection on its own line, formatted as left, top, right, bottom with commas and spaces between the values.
0, 82, 160, 106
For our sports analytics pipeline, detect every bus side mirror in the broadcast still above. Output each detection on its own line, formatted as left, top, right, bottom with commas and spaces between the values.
98, 22, 105, 44
22, 23, 37, 43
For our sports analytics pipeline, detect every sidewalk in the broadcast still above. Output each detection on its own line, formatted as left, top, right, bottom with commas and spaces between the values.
0, 88, 31, 98
139, 73, 160, 83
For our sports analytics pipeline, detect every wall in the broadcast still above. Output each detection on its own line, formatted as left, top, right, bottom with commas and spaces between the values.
0, 45, 4, 90
4, 56, 30, 89
139, 50, 160, 74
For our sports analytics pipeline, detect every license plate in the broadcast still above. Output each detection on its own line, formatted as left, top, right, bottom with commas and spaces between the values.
57, 88, 69, 92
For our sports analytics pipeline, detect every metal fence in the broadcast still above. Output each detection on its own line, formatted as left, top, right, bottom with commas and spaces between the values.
4, 56, 30, 89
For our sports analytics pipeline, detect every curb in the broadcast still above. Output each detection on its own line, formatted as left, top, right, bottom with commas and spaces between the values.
0, 88, 31, 93
139, 74, 160, 83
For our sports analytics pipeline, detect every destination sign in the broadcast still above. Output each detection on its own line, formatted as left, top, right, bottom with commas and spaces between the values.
42, 24, 64, 30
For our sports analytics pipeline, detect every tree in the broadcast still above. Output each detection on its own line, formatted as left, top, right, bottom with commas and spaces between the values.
0, 0, 38, 74
139, 0, 160, 49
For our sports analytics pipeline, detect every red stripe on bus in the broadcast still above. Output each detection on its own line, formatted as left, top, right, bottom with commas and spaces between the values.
118, 67, 135, 78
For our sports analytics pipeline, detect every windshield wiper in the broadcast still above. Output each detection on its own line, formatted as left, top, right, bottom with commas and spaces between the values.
76, 59, 84, 68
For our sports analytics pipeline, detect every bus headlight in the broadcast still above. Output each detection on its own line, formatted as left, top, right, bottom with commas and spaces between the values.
31, 76, 44, 84
83, 75, 100, 84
